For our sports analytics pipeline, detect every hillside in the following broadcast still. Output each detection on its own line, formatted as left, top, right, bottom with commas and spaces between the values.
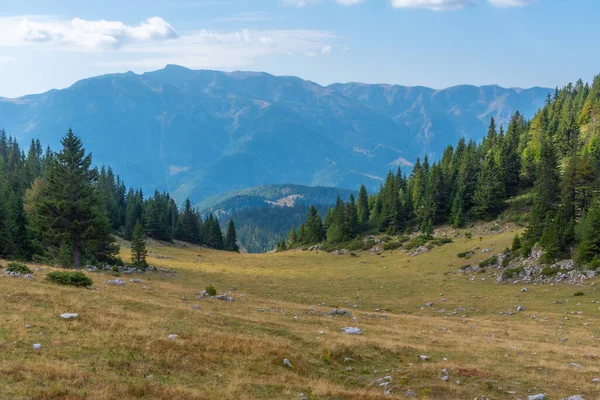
197, 184, 357, 253
0, 66, 550, 204
1, 227, 597, 399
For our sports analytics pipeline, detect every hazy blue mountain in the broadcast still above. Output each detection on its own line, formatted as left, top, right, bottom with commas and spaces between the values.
0, 65, 550, 204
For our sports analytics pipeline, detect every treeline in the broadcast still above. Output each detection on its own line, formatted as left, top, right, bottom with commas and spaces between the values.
0, 129, 238, 268
289, 75, 600, 267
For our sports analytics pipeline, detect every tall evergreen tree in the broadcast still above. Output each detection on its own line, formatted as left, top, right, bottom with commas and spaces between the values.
224, 219, 239, 252
130, 220, 148, 267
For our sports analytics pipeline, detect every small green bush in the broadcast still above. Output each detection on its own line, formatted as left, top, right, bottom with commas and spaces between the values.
205, 284, 217, 296
573, 291, 585, 297
460, 264, 471, 271
404, 236, 427, 251
46, 271, 93, 287
112, 265, 119, 272
7, 262, 31, 274
431, 237, 452, 246
586, 257, 600, 271
502, 266, 524, 280
479, 255, 498, 268
540, 266, 559, 277
383, 241, 402, 251
465, 231, 472, 239
457, 251, 474, 259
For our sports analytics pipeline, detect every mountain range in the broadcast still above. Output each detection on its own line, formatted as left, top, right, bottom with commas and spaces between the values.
0, 65, 551, 204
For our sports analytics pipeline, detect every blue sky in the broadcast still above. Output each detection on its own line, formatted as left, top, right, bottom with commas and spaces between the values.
0, 0, 598, 97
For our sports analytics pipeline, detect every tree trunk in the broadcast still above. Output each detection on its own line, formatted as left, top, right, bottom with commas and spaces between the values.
72, 240, 80, 269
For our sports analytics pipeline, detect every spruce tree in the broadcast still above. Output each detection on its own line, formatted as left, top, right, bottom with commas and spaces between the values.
577, 199, 600, 265
130, 220, 148, 267
34, 130, 113, 268
224, 219, 239, 252
357, 185, 370, 224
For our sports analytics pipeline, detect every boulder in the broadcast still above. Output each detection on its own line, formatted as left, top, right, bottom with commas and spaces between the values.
105, 278, 126, 286
60, 313, 78, 319
341, 327, 362, 335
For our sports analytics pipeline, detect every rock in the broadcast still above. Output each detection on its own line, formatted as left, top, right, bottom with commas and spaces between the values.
341, 327, 362, 335
419, 355, 430, 361
343, 357, 354, 363
425, 302, 434, 308
212, 294, 234, 302
528, 395, 547, 400
592, 377, 600, 383
191, 305, 201, 310
32, 343, 41, 350
521, 287, 530, 292
130, 278, 143, 283
60, 313, 78, 319
283, 358, 294, 368
440, 375, 448, 381
105, 278, 126, 286
442, 368, 448, 375
331, 309, 351, 317
516, 305, 525, 312
167, 334, 179, 340
405, 389, 417, 398
23, 274, 35, 281
196, 290, 209, 299
410, 246, 429, 256
569, 362, 583, 369
561, 396, 584, 400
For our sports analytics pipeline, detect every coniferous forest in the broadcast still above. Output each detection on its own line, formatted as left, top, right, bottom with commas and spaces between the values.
0, 129, 238, 268
290, 76, 600, 267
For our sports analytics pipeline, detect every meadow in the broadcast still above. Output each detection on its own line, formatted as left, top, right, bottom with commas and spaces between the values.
1, 226, 598, 399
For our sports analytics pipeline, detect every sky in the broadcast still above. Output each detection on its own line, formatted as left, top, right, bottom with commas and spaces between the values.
0, 0, 598, 97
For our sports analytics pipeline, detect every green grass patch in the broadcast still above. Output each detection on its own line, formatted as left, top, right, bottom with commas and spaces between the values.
502, 266, 524, 280
479, 255, 498, 268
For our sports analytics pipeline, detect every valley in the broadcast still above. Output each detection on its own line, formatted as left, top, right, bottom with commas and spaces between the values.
1, 226, 598, 399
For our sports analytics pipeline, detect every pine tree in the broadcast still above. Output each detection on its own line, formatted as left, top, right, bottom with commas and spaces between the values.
34, 130, 114, 268
224, 219, 239, 252
357, 185, 370, 225
288, 226, 297, 245
130, 220, 148, 267
577, 199, 600, 265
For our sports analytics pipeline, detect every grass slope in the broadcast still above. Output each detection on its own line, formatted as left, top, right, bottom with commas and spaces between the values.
1, 227, 598, 399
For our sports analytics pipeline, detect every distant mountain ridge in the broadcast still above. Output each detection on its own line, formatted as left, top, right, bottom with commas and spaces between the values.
0, 65, 551, 204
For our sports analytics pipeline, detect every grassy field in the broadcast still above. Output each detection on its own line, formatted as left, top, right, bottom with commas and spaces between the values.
1, 226, 599, 399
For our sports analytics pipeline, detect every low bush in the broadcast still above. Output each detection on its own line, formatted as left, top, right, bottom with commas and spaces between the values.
479, 255, 498, 268
404, 236, 427, 251
457, 251, 474, 259
573, 291, 585, 297
540, 266, 560, 277
7, 262, 31, 274
46, 271, 93, 287
205, 284, 217, 296
383, 241, 402, 251
431, 237, 452, 246
502, 266, 524, 280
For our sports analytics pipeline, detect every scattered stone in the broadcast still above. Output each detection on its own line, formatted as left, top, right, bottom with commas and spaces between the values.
341, 327, 362, 335
516, 305, 525, 312
130, 278, 143, 283
410, 246, 429, 256
167, 334, 179, 340
405, 389, 417, 398
32, 343, 41, 350
521, 287, 530, 292
569, 362, 583, 369
344, 357, 354, 363
528, 394, 547, 400
440, 376, 448, 381
212, 294, 234, 302
331, 309, 351, 317
592, 377, 600, 383
191, 305, 201, 310
23, 274, 35, 281
425, 302, 434, 308
105, 278, 126, 286
441, 368, 448, 375
561, 396, 584, 400
283, 358, 294, 368
60, 313, 78, 319
419, 355, 430, 361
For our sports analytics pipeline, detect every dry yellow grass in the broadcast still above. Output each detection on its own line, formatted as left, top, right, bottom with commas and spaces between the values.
1, 227, 599, 399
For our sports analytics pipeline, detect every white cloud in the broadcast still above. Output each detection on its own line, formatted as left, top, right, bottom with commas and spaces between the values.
390, 0, 475, 11
390, 0, 535, 10
281, 0, 365, 7
487, 0, 535, 7
0, 16, 334, 69
6, 16, 178, 50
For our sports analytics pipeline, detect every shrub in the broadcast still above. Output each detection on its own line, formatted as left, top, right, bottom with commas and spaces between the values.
404, 236, 427, 251
383, 241, 402, 251
540, 266, 559, 277
431, 237, 452, 246
112, 265, 119, 272
460, 264, 471, 271
586, 257, 600, 271
46, 271, 93, 287
457, 251, 474, 259
479, 255, 498, 268
502, 266, 524, 280
465, 231, 472, 239
7, 262, 31, 274
573, 291, 585, 297
205, 284, 217, 296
